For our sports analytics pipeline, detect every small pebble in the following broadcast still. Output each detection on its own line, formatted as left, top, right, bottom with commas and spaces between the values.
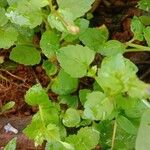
4, 123, 18, 134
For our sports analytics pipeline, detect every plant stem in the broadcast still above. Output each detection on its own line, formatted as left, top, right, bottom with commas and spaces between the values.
46, 77, 55, 92
48, 0, 72, 30
48, 0, 54, 12
126, 42, 150, 52
111, 120, 117, 150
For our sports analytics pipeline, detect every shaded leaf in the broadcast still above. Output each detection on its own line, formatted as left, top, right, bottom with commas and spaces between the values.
57, 0, 95, 19
51, 69, 78, 95
100, 40, 125, 56
136, 109, 150, 150
63, 108, 80, 127
10, 45, 41, 65
4, 137, 17, 150
79, 26, 108, 51
40, 31, 60, 59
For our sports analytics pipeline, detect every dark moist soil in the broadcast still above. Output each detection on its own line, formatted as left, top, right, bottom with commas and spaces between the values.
0, 0, 150, 149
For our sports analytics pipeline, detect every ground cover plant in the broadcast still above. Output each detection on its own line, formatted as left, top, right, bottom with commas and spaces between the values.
0, 0, 150, 149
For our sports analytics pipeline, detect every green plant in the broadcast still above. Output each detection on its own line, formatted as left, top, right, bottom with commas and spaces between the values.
0, 101, 15, 115
0, 0, 150, 149
4, 137, 17, 150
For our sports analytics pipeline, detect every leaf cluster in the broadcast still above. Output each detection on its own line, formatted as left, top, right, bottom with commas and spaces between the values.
1, 0, 150, 150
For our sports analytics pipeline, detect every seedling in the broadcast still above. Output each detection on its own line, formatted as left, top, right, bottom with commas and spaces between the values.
0, 0, 150, 149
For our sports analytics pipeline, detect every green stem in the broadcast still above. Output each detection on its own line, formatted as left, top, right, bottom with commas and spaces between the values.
46, 77, 55, 92
48, 0, 71, 30
17, 43, 40, 49
111, 120, 117, 150
48, 0, 54, 12
126, 42, 150, 52
39, 106, 47, 129
42, 14, 51, 30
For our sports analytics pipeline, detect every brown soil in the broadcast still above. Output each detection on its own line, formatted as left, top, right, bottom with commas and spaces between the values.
0, 116, 44, 150
0, 0, 150, 149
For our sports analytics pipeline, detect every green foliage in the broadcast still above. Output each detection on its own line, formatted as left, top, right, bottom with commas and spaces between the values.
0, 0, 8, 7
115, 95, 147, 118
138, 0, 150, 11
42, 60, 57, 77
10, 45, 41, 65
58, 95, 78, 108
100, 40, 125, 56
4, 137, 17, 150
96, 54, 138, 95
57, 0, 95, 19
131, 16, 144, 41
139, 16, 150, 26
51, 69, 78, 95
0, 25, 18, 48
48, 9, 76, 34
64, 18, 89, 42
0, 101, 15, 114
66, 127, 99, 150
1, 0, 150, 149
45, 141, 74, 150
136, 109, 150, 150
117, 115, 137, 135
62, 108, 80, 127
143, 26, 150, 46
79, 89, 91, 105
79, 26, 108, 51
25, 84, 51, 106
24, 84, 60, 146
57, 45, 95, 78
84, 91, 114, 120
6, 0, 48, 28
40, 30, 60, 59
0, 7, 8, 27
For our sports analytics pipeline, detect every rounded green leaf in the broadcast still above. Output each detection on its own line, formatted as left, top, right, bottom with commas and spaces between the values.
57, 45, 95, 78
100, 40, 126, 56
144, 26, 150, 47
66, 127, 99, 150
51, 69, 78, 95
57, 0, 95, 19
79, 26, 108, 51
6, 0, 44, 28
40, 31, 60, 59
42, 60, 57, 76
25, 84, 51, 106
63, 108, 80, 127
84, 91, 114, 120
0, 7, 8, 27
96, 54, 138, 95
0, 26, 18, 48
10, 45, 41, 65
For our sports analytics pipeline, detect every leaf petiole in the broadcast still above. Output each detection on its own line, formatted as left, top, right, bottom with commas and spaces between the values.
111, 120, 117, 150
125, 42, 150, 52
